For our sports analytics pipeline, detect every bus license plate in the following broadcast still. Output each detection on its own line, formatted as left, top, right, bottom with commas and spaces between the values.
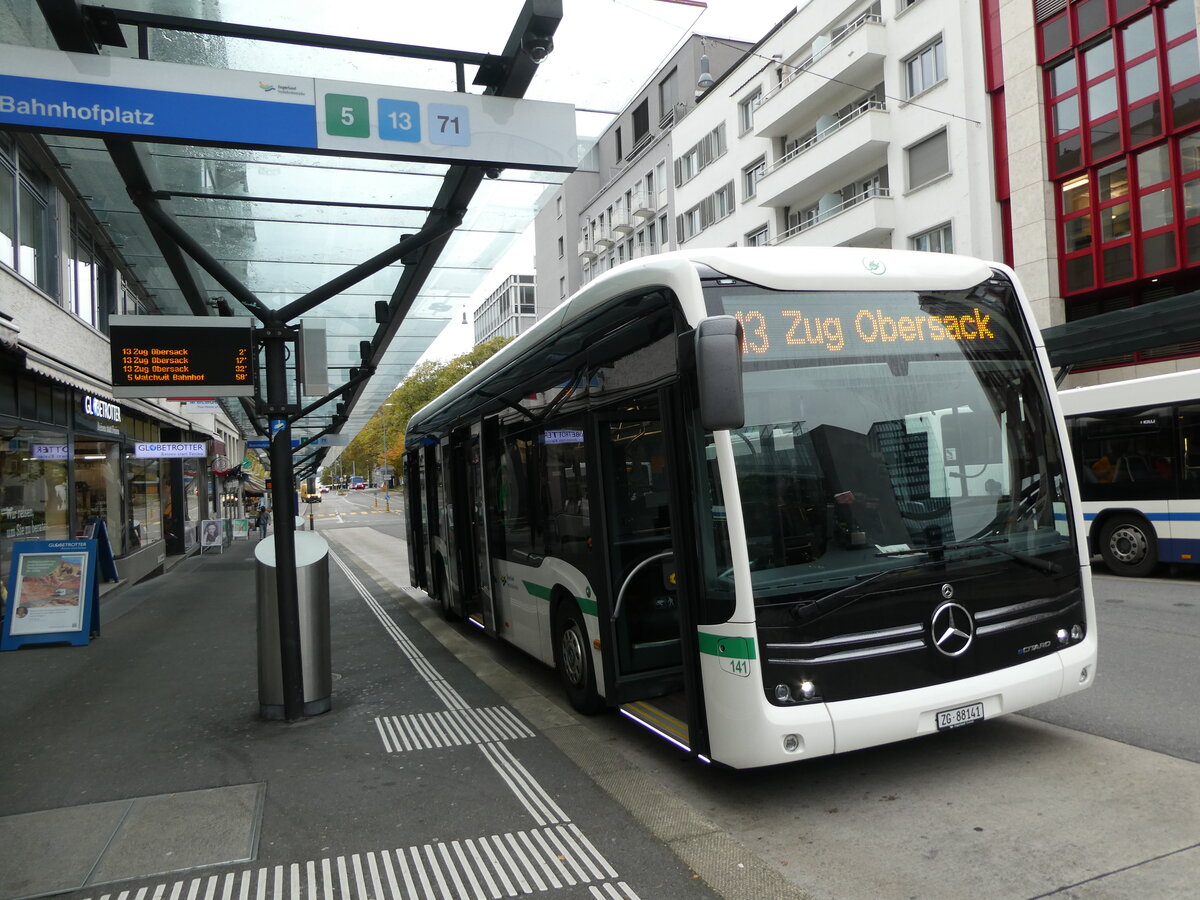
936, 701, 984, 730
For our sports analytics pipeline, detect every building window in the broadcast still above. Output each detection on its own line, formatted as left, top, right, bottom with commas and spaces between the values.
69, 219, 113, 329
559, 276, 566, 298
0, 134, 57, 295
905, 38, 945, 98
743, 157, 766, 199
633, 99, 650, 144
907, 129, 949, 190
745, 225, 770, 247
659, 68, 679, 122
739, 88, 762, 134
556, 196, 563, 218
674, 124, 727, 186
557, 236, 564, 258
911, 223, 953, 253
676, 182, 735, 243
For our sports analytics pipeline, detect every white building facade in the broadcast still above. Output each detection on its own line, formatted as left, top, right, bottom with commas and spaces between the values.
672, 1, 1002, 268
533, 35, 754, 305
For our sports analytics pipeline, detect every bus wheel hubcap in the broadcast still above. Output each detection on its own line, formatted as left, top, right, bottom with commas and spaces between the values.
1110, 526, 1147, 563
562, 624, 584, 685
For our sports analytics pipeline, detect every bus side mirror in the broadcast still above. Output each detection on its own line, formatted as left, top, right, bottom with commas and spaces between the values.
695, 315, 745, 431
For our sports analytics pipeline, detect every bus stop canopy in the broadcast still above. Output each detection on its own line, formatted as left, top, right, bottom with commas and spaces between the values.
1, 0, 613, 477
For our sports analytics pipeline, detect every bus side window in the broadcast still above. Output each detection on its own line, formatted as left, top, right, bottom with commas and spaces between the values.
1179, 409, 1200, 494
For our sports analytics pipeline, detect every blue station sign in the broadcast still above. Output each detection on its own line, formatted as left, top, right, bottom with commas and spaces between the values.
0, 44, 578, 171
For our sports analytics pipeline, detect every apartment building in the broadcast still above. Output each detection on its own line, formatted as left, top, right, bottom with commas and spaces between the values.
672, 0, 1001, 272
533, 33, 755, 305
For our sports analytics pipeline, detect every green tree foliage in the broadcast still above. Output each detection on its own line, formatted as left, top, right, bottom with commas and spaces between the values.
327, 336, 510, 482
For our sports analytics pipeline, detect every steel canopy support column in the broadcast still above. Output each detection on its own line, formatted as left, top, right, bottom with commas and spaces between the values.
262, 325, 305, 721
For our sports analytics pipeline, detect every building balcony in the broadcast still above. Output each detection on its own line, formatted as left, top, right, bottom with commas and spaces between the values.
612, 209, 634, 236
753, 14, 887, 141
755, 102, 890, 210
594, 227, 615, 251
771, 187, 894, 248
578, 238, 598, 261
632, 191, 656, 218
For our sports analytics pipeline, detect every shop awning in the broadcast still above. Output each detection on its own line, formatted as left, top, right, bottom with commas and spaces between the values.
22, 347, 114, 396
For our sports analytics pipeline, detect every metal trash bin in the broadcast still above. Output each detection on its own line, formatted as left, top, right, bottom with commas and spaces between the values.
255, 531, 332, 719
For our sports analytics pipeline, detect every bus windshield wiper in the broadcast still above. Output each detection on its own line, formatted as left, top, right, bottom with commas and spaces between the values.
876, 538, 1063, 575
790, 556, 950, 625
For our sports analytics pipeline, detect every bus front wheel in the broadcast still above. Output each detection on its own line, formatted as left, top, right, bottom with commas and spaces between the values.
553, 600, 603, 715
1099, 515, 1158, 577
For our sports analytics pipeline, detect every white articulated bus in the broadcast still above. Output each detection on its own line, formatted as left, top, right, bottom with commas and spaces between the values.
1059, 368, 1200, 576
404, 248, 1097, 769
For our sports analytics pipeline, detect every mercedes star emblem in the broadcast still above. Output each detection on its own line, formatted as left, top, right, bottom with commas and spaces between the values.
931, 601, 975, 657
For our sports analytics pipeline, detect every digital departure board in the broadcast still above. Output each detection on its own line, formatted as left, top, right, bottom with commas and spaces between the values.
109, 315, 255, 398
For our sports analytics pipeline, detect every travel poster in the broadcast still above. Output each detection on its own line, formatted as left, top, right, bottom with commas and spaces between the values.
7, 550, 88, 635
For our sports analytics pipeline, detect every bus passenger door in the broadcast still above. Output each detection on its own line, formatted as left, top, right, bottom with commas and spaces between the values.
464, 423, 496, 631
595, 393, 687, 707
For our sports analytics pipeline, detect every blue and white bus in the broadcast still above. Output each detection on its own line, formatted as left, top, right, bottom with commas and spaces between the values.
405, 248, 1097, 768
1060, 368, 1200, 576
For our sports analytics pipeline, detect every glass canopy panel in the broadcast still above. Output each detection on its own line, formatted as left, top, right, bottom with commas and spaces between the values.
8, 0, 772, 464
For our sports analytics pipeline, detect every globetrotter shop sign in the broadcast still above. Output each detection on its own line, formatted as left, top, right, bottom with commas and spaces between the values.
133, 442, 207, 459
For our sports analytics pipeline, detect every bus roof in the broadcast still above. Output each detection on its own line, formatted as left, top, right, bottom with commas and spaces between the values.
405, 248, 1005, 447
1059, 367, 1200, 416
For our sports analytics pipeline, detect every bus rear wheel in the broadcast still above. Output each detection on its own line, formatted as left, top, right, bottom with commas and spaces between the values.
553, 600, 603, 715
1099, 515, 1158, 577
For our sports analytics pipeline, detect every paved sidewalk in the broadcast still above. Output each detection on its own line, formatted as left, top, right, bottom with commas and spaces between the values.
0, 533, 769, 900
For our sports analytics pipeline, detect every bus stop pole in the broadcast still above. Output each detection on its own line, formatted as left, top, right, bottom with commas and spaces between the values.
263, 327, 306, 721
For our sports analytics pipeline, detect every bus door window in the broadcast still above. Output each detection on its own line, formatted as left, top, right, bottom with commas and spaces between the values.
599, 404, 680, 675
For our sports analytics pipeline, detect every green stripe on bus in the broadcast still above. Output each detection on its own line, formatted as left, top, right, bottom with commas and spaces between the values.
522, 581, 597, 617
522, 580, 552, 601
697, 632, 757, 660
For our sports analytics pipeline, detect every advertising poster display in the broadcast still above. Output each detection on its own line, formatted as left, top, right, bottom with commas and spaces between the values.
200, 519, 224, 553
231, 518, 249, 540
1, 540, 99, 650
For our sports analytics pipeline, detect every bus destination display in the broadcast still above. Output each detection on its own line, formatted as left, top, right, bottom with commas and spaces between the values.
722, 290, 1018, 360
109, 315, 255, 398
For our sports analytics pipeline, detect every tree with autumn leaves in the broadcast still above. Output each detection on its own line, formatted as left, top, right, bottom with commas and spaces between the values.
327, 336, 510, 485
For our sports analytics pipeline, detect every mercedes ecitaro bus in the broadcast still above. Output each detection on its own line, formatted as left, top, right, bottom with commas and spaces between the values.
404, 248, 1097, 769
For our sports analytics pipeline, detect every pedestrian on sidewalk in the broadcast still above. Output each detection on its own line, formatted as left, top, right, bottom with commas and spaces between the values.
256, 506, 270, 540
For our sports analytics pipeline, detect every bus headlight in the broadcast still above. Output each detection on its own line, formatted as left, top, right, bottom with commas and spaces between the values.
774, 684, 791, 702
799, 680, 817, 700
1056, 628, 1069, 645
1071, 623, 1084, 641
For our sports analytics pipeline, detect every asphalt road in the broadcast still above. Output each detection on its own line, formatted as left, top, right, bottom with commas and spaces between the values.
317, 497, 1200, 899
1023, 567, 1200, 763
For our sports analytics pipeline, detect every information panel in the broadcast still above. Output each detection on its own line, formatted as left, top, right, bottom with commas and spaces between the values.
109, 315, 254, 398
0, 44, 578, 171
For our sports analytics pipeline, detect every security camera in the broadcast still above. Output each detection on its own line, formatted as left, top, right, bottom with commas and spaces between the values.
484, 167, 504, 180
523, 33, 553, 64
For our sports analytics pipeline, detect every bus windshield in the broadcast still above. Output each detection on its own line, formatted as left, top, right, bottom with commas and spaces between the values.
706, 274, 1077, 602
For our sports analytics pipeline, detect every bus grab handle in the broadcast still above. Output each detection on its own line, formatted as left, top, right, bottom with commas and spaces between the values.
612, 550, 674, 619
